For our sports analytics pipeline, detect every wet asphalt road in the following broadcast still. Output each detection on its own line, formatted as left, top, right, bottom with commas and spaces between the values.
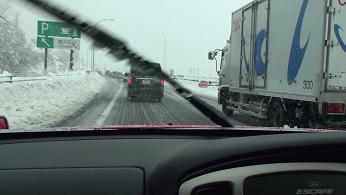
62, 77, 258, 127
60, 77, 345, 129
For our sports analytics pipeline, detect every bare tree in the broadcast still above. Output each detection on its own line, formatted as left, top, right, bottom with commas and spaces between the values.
14, 13, 20, 28
0, 0, 11, 16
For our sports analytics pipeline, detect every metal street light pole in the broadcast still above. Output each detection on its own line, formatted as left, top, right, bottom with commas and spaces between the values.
92, 19, 114, 71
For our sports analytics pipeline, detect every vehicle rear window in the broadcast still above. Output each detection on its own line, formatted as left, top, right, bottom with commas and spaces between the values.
131, 63, 162, 77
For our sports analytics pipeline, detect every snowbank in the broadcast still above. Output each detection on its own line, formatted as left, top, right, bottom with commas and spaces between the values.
0, 73, 107, 129
0, 71, 12, 77
177, 80, 218, 98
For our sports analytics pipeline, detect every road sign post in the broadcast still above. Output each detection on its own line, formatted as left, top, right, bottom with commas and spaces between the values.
70, 49, 74, 71
44, 48, 48, 75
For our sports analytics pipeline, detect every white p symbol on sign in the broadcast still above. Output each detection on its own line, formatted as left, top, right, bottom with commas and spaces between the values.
41, 22, 49, 35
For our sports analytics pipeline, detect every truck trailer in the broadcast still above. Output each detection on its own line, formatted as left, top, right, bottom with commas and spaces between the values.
209, 0, 346, 127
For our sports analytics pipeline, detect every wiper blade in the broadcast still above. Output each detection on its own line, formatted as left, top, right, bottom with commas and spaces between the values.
25, 0, 233, 127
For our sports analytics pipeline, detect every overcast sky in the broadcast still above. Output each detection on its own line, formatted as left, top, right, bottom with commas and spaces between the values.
12, 0, 250, 77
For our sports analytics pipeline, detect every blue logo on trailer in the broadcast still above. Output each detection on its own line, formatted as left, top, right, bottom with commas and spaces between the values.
334, 24, 346, 53
287, 0, 310, 85
254, 30, 268, 76
242, 38, 250, 72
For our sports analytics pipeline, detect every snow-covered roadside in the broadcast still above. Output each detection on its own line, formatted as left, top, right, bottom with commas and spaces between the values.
177, 80, 218, 98
0, 73, 107, 129
0, 71, 12, 83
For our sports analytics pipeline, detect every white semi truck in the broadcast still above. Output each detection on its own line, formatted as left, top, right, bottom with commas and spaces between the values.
209, 0, 346, 127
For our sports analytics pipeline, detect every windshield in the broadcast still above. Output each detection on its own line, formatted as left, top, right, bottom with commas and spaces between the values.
0, 0, 345, 131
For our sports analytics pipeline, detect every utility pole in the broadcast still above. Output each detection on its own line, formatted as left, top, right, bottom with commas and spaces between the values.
99, 54, 102, 72
85, 51, 88, 71
92, 47, 95, 71
80, 58, 84, 70
89, 49, 92, 71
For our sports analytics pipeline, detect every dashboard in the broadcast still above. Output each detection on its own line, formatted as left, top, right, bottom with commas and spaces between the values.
180, 163, 346, 195
0, 129, 345, 195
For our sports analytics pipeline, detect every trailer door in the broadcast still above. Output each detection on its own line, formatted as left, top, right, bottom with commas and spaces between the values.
253, 0, 269, 89
327, 0, 346, 91
240, 6, 253, 88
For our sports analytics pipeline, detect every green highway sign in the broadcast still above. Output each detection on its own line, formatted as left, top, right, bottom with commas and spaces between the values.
37, 21, 81, 38
37, 36, 54, 48
37, 21, 81, 74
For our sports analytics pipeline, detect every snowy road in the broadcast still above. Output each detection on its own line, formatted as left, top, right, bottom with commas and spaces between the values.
60, 78, 249, 127
61, 77, 122, 127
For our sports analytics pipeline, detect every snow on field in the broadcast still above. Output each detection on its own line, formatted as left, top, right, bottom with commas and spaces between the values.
0, 73, 107, 129
177, 80, 218, 98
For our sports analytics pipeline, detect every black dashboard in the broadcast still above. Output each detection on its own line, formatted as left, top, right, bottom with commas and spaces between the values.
0, 129, 346, 195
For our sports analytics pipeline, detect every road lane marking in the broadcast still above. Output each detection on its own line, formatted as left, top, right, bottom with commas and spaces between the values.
95, 84, 123, 126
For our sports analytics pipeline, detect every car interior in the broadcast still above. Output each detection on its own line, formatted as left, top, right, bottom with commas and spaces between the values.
0, 129, 345, 195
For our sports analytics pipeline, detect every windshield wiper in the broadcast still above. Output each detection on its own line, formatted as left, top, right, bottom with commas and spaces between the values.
25, 0, 233, 127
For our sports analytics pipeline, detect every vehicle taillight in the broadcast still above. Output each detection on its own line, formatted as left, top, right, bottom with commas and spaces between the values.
326, 103, 345, 114
128, 77, 133, 85
0, 116, 9, 129
160, 80, 164, 85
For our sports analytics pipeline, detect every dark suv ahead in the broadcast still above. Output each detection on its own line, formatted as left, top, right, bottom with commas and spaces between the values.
127, 63, 164, 102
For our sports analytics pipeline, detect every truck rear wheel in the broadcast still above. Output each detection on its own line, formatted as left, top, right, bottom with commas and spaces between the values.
222, 101, 234, 116
301, 104, 319, 128
127, 96, 134, 102
270, 101, 286, 127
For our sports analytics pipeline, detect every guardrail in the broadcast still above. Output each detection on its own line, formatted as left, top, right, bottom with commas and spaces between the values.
0, 75, 12, 83
0, 72, 90, 84
175, 78, 218, 86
